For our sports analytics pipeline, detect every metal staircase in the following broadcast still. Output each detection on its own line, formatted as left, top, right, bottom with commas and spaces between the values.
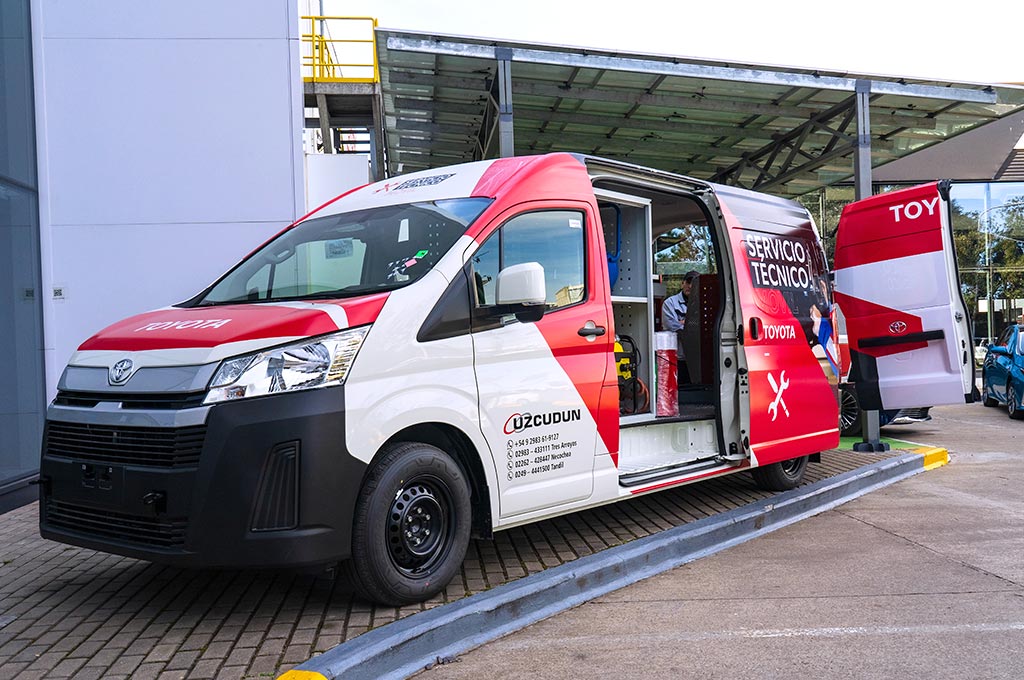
302, 15, 384, 179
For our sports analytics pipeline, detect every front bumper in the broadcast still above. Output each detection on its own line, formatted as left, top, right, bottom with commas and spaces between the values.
890, 407, 932, 426
39, 386, 366, 569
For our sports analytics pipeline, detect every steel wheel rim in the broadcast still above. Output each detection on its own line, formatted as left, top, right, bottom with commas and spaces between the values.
779, 457, 804, 477
386, 476, 453, 577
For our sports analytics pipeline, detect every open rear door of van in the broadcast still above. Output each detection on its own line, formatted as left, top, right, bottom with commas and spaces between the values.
834, 181, 975, 411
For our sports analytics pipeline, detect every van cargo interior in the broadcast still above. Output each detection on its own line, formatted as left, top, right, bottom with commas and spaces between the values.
593, 178, 730, 486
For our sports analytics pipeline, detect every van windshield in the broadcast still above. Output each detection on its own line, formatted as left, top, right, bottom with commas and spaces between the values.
189, 198, 493, 306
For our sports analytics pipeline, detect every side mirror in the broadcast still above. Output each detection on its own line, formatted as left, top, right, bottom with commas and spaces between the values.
497, 262, 546, 305
496, 262, 546, 323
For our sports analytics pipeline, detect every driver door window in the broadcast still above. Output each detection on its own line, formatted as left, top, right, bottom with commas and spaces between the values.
471, 210, 586, 313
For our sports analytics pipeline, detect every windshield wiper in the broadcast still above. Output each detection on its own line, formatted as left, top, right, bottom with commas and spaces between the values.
281, 283, 406, 300
194, 299, 244, 307
194, 282, 405, 306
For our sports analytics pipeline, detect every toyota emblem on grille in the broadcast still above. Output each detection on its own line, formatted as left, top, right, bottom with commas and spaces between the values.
889, 321, 908, 335
109, 359, 135, 385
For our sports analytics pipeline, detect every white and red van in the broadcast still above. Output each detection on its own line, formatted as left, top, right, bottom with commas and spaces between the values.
39, 155, 973, 604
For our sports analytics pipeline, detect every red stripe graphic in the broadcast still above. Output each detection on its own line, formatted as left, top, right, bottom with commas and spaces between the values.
79, 293, 389, 352
834, 182, 944, 271
337, 292, 389, 328
471, 157, 536, 197
834, 229, 942, 271
629, 461, 750, 494
832, 292, 927, 358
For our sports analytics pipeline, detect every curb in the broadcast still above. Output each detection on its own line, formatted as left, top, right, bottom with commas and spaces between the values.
917, 446, 949, 470
280, 448, 945, 680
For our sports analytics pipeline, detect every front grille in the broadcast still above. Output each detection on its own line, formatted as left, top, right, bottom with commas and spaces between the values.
44, 500, 188, 549
44, 422, 206, 468
54, 390, 207, 410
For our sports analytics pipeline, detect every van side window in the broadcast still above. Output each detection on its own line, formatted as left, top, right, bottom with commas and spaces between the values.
473, 210, 586, 311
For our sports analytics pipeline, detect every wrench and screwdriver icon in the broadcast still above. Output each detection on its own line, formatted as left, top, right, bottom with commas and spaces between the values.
767, 370, 790, 421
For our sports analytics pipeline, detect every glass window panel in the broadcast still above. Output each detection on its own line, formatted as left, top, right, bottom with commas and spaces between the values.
0, 0, 37, 186
502, 210, 586, 310
196, 198, 491, 304
0, 180, 44, 482
470, 233, 499, 306
0, 0, 43, 487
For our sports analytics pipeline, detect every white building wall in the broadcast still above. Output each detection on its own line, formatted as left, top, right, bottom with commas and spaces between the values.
31, 0, 305, 398
305, 153, 371, 210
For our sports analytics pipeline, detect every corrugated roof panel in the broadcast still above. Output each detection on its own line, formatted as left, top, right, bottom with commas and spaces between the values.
375, 28, 1024, 195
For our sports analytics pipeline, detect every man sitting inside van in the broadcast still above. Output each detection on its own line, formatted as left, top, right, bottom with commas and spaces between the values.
661, 270, 700, 383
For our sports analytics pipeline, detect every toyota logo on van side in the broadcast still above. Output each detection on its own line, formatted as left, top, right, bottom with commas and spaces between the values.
889, 321, 908, 335
109, 359, 135, 385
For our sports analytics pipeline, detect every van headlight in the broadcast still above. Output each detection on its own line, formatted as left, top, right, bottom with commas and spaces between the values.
203, 326, 369, 404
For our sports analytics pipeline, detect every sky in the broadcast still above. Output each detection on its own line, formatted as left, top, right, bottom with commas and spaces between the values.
315, 0, 1022, 84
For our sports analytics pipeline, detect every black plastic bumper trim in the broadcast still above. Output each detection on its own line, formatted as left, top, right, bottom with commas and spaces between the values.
40, 386, 366, 569
858, 329, 944, 349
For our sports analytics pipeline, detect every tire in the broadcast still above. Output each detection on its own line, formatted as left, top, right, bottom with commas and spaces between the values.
982, 371, 999, 407
750, 455, 809, 491
343, 442, 472, 605
839, 384, 862, 437
1008, 382, 1024, 420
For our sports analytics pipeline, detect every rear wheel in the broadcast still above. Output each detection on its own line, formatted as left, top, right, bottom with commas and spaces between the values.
344, 442, 471, 605
839, 384, 861, 436
982, 371, 999, 406
750, 455, 809, 491
1008, 383, 1023, 420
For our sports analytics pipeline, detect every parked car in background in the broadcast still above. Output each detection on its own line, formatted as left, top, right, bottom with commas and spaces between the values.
981, 324, 1024, 419
975, 337, 992, 367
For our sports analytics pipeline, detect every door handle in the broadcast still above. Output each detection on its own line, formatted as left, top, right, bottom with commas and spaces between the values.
578, 323, 606, 337
749, 317, 761, 341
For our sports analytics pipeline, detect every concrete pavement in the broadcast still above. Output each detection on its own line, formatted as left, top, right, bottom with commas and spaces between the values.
419, 402, 1024, 679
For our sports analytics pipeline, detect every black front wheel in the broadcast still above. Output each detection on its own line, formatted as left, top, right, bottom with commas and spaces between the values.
750, 455, 809, 491
344, 442, 472, 605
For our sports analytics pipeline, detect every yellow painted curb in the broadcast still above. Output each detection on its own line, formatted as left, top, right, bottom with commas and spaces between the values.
913, 446, 949, 471
277, 671, 328, 680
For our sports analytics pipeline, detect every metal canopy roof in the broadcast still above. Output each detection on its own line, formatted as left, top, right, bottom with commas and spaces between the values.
376, 28, 1024, 196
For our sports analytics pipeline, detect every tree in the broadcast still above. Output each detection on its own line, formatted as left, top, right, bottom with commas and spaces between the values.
956, 196, 1024, 337
653, 224, 712, 265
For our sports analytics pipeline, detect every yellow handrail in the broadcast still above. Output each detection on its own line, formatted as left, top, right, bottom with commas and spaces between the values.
301, 16, 379, 84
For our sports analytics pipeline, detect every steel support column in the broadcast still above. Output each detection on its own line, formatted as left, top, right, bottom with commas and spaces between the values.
316, 94, 334, 154
370, 84, 385, 180
496, 48, 515, 158
851, 79, 890, 454
853, 80, 872, 201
